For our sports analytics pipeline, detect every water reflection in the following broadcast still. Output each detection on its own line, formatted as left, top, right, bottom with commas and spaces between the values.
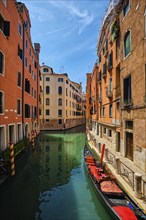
0, 126, 112, 220
37, 129, 84, 191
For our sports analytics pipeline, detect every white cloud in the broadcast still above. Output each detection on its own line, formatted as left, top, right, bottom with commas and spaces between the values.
48, 1, 94, 34
25, 4, 54, 22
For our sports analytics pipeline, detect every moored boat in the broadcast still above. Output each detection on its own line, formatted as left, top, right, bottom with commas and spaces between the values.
84, 145, 146, 220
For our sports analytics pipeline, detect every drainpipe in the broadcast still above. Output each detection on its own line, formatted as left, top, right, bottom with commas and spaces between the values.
22, 21, 25, 139
34, 43, 40, 132
144, 64, 146, 104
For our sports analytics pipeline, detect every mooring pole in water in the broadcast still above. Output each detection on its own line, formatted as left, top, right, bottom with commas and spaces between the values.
31, 130, 35, 149
9, 142, 15, 176
100, 144, 105, 165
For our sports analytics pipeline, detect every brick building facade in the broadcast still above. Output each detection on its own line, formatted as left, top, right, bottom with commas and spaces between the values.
0, 0, 40, 151
86, 0, 146, 197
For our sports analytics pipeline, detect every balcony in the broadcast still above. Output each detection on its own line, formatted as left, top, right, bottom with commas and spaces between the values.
123, 99, 133, 107
106, 86, 113, 98
115, 87, 121, 98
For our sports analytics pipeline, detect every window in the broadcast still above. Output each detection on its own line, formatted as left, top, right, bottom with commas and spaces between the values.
58, 86, 62, 95
17, 71, 21, 87
25, 57, 28, 68
43, 68, 48, 72
109, 104, 112, 117
103, 62, 107, 76
0, 51, 4, 75
125, 120, 133, 129
46, 77, 50, 81
103, 127, 106, 135
108, 130, 112, 137
25, 79, 30, 94
2, 0, 7, 6
123, 75, 132, 105
66, 99, 68, 106
100, 107, 102, 117
25, 40, 28, 49
58, 119, 62, 125
29, 65, 31, 73
17, 99, 21, 115
123, 0, 130, 17
34, 90, 36, 99
32, 87, 34, 97
58, 78, 63, 82
46, 98, 50, 105
0, 91, 4, 114
0, 13, 10, 37
18, 45, 23, 60
108, 51, 113, 70
124, 31, 131, 57
18, 22, 22, 37
58, 98, 62, 106
29, 48, 31, 57
46, 86, 50, 94
25, 104, 30, 118
34, 61, 37, 69
66, 88, 68, 96
46, 109, 50, 115
34, 74, 36, 81
102, 107, 105, 117
58, 109, 62, 116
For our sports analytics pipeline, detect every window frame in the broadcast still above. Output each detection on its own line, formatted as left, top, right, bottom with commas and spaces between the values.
46, 98, 50, 105
123, 0, 130, 17
46, 109, 50, 115
58, 109, 62, 117
123, 74, 132, 105
17, 71, 21, 87
109, 104, 112, 117
17, 99, 21, 115
46, 86, 50, 94
124, 30, 131, 58
0, 51, 4, 75
58, 86, 62, 95
0, 91, 4, 114
18, 22, 22, 37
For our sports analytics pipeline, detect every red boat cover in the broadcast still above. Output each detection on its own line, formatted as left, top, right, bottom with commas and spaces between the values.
100, 180, 122, 193
113, 206, 138, 220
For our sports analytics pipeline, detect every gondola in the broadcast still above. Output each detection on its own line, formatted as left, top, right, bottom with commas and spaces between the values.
83, 144, 146, 220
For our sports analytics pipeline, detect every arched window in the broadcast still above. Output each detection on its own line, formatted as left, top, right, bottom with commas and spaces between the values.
58, 98, 62, 106
46, 98, 50, 105
123, 0, 130, 17
124, 31, 131, 57
58, 86, 62, 95
46, 86, 50, 94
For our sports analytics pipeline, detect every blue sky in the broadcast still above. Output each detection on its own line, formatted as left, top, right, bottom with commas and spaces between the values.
22, 0, 110, 92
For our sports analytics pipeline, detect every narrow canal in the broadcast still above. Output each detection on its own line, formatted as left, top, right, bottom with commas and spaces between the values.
0, 126, 112, 220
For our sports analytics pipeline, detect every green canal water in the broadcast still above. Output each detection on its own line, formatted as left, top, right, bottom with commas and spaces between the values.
0, 126, 112, 220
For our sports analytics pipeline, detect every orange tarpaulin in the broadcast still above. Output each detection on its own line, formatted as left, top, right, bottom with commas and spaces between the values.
100, 180, 122, 193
